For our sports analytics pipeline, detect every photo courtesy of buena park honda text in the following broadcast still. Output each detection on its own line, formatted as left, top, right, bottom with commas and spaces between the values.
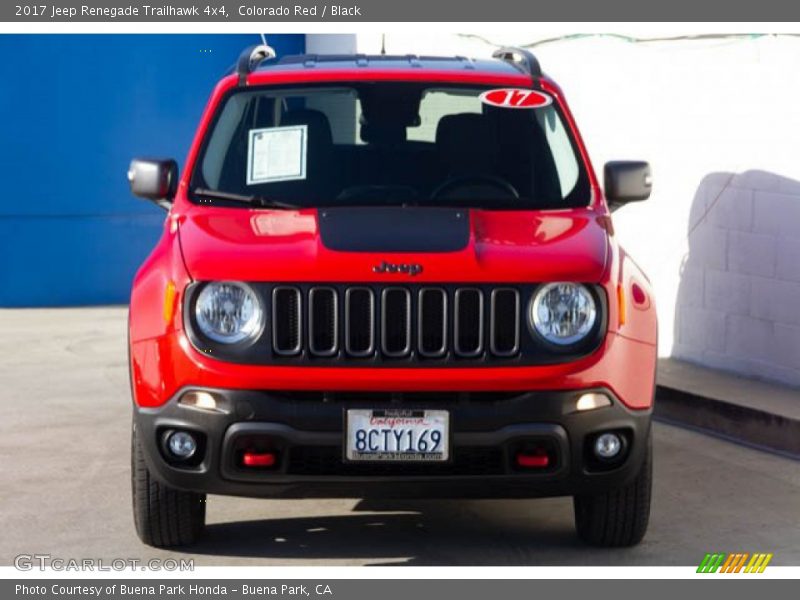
0, 0, 798, 596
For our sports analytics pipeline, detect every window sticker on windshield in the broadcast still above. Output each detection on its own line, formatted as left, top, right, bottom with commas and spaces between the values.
247, 125, 307, 185
479, 88, 552, 109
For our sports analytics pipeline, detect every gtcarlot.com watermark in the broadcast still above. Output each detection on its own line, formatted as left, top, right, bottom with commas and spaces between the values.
14, 554, 194, 572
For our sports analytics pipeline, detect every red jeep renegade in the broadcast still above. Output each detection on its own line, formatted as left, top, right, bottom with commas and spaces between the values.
128, 46, 656, 548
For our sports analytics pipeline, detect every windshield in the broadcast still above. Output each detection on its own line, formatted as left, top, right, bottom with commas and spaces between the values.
190, 82, 590, 209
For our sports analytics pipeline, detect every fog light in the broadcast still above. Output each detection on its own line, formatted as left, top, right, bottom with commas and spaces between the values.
594, 433, 622, 459
575, 392, 612, 412
167, 431, 197, 459
179, 390, 229, 414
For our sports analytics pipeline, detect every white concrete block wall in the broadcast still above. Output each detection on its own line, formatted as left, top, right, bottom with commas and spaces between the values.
650, 176, 800, 387
307, 33, 800, 388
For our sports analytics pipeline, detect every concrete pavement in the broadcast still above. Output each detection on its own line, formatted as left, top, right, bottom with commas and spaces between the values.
657, 357, 800, 457
1, 307, 798, 566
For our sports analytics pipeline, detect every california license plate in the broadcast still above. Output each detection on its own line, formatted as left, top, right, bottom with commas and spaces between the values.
345, 409, 450, 462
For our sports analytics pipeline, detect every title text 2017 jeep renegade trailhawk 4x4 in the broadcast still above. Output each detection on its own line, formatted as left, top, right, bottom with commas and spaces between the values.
128, 46, 656, 548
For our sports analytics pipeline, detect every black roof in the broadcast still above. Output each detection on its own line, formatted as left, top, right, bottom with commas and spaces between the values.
253, 54, 532, 77
232, 47, 542, 83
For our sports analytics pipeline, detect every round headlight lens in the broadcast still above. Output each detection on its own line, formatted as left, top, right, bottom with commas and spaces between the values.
195, 282, 264, 344
530, 283, 597, 345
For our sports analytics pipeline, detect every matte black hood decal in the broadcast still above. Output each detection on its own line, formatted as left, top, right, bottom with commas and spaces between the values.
318, 207, 470, 253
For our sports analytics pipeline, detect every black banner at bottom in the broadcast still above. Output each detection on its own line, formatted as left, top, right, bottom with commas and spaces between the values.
4, 579, 794, 600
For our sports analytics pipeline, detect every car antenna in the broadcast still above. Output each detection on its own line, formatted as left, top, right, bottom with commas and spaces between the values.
259, 33, 277, 60
380, 34, 387, 55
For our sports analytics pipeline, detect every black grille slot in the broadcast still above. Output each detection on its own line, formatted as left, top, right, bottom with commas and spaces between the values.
490, 288, 520, 356
308, 287, 338, 356
381, 288, 411, 357
418, 288, 447, 357
288, 446, 505, 476
454, 288, 484, 357
272, 287, 302, 355
345, 288, 375, 357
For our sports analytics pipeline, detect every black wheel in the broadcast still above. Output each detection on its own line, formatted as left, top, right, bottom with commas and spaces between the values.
131, 423, 206, 547
573, 430, 652, 547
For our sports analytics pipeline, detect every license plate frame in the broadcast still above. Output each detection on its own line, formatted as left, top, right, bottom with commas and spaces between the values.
344, 408, 450, 462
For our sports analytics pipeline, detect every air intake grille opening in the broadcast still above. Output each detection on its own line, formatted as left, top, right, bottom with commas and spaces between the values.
345, 288, 375, 356
309, 287, 338, 356
288, 446, 505, 476
455, 288, 484, 357
491, 289, 520, 356
381, 288, 411, 357
272, 287, 302, 355
418, 288, 447, 357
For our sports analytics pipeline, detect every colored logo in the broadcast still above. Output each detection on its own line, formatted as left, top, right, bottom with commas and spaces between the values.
697, 552, 773, 573
479, 88, 553, 109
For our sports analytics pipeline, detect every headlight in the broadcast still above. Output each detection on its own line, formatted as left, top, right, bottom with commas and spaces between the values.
195, 282, 264, 344
529, 283, 597, 345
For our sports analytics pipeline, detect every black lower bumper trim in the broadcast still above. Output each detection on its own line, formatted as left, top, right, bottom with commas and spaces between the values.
134, 387, 651, 499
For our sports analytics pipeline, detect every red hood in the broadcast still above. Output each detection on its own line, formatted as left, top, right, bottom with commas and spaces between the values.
177, 206, 609, 283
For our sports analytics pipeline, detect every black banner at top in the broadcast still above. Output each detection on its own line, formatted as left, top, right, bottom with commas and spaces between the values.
4, 0, 800, 22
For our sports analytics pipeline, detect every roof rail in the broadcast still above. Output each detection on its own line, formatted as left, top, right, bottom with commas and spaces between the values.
491, 47, 542, 79
405, 54, 422, 68
236, 44, 276, 85
455, 55, 476, 70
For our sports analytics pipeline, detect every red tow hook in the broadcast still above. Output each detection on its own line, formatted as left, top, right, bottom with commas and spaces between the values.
241, 451, 277, 468
515, 449, 550, 468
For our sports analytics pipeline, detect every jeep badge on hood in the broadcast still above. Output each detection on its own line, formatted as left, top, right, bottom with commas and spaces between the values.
372, 261, 423, 276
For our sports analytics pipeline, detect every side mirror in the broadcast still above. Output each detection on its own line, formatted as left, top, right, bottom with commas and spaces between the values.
127, 158, 178, 208
604, 161, 652, 211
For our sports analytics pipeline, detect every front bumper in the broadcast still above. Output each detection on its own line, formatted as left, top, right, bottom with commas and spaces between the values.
134, 387, 651, 499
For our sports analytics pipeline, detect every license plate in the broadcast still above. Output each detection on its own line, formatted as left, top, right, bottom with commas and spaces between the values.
345, 409, 450, 462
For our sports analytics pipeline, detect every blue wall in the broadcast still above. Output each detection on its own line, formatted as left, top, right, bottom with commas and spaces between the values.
0, 34, 305, 306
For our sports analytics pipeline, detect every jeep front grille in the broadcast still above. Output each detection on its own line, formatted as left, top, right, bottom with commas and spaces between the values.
270, 285, 521, 361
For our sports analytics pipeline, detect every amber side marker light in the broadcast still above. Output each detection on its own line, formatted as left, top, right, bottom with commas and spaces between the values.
162, 281, 177, 323
617, 284, 627, 327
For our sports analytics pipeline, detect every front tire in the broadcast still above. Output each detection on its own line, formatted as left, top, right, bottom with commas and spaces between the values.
573, 430, 652, 547
131, 423, 206, 547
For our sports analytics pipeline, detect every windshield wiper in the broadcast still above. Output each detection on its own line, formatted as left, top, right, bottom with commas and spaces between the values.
192, 188, 300, 209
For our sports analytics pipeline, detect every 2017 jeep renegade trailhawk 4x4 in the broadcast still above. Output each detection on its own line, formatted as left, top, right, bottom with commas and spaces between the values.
128, 46, 656, 548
